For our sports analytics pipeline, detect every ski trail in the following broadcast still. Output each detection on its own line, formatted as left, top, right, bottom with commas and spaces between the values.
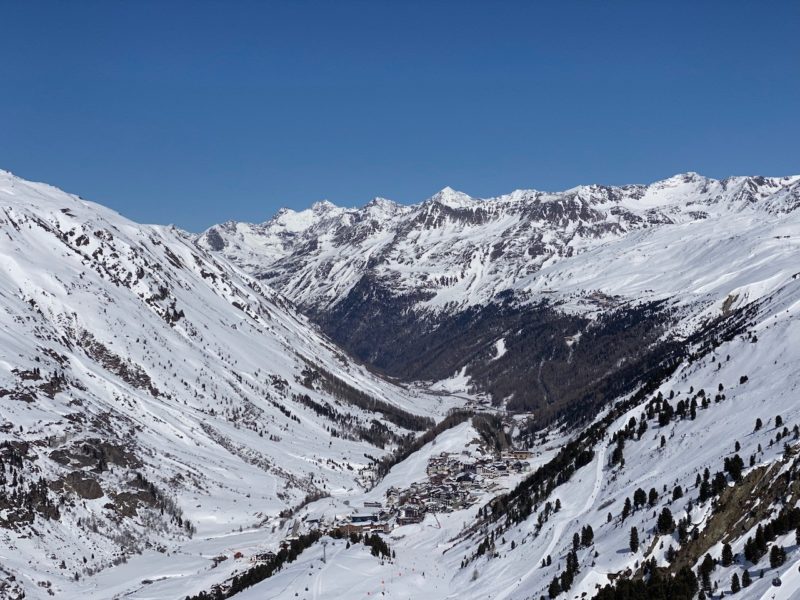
493, 434, 608, 600
312, 544, 338, 600
758, 556, 800, 600
584, 433, 607, 512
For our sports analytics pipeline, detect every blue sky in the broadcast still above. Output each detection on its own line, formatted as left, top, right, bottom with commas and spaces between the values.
1, 1, 798, 231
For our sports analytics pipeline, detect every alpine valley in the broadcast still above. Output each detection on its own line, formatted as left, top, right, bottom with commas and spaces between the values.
2, 169, 800, 600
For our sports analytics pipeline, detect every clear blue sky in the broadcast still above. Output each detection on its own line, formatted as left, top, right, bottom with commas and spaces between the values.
1, 1, 798, 231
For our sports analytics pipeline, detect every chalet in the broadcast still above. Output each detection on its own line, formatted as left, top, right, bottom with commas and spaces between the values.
349, 513, 379, 524
251, 551, 277, 564
339, 520, 391, 535
368, 522, 392, 534
427, 454, 452, 476
397, 504, 423, 525
502, 449, 533, 460
477, 463, 496, 476
385, 486, 400, 505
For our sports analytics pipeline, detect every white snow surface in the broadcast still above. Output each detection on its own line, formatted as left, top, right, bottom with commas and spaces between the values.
242, 278, 800, 600
199, 172, 800, 320
1, 170, 800, 600
0, 170, 459, 599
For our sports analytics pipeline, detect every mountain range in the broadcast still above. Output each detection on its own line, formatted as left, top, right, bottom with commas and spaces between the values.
1, 169, 799, 599
199, 173, 800, 418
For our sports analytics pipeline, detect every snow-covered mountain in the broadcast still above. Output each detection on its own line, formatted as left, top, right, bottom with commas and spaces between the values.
199, 173, 800, 418
0, 170, 455, 598
232, 276, 800, 600
3, 169, 800, 600
193, 171, 800, 600
199, 173, 800, 314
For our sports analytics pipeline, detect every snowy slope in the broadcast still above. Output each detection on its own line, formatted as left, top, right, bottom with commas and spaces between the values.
191, 172, 800, 600
3, 168, 800, 600
0, 170, 458, 599
227, 272, 800, 600
199, 172, 800, 316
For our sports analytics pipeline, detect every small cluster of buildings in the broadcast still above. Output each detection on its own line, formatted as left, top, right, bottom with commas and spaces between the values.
340, 449, 533, 530
427, 449, 532, 479
213, 447, 536, 585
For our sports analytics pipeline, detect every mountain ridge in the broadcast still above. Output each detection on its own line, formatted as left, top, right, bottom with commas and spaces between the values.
0, 169, 456, 599
225, 172, 800, 226
198, 171, 800, 415
2, 169, 799, 600
198, 172, 800, 313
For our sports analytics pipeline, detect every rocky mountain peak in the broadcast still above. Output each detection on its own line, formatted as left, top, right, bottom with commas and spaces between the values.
425, 186, 476, 209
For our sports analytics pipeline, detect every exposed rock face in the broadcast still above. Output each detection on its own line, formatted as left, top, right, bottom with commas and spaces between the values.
63, 471, 104, 499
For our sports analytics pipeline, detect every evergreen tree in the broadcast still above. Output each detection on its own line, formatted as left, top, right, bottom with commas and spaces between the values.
699, 479, 711, 502
741, 570, 751, 588
677, 519, 688, 544
560, 570, 573, 593
700, 553, 715, 592
581, 525, 594, 547
548, 577, 561, 599
769, 544, 786, 568
622, 497, 632, 520
730, 573, 740, 593
657, 507, 675, 534
755, 525, 767, 556
672, 485, 683, 501
712, 471, 728, 495
611, 438, 625, 466
629, 526, 639, 553
721, 542, 733, 567
724, 454, 744, 482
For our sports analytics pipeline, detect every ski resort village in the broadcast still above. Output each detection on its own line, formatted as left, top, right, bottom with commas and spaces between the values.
191, 432, 541, 598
